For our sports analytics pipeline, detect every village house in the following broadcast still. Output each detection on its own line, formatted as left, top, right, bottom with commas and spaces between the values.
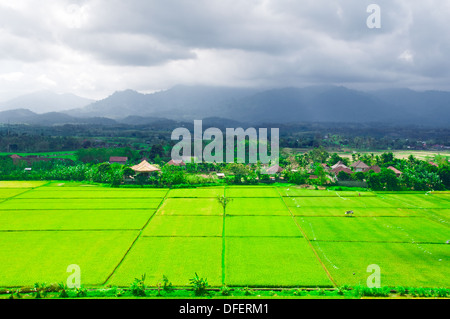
166, 159, 186, 167
388, 166, 403, 177
364, 165, 381, 173
109, 156, 128, 165
332, 165, 353, 176
261, 164, 284, 175
331, 161, 347, 170
351, 160, 369, 173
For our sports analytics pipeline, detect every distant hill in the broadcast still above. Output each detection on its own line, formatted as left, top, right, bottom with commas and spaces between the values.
0, 109, 116, 125
64, 85, 450, 126
0, 91, 95, 113
1, 85, 449, 127
65, 86, 259, 120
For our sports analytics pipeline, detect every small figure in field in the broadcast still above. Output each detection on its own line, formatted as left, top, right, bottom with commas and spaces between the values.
345, 210, 354, 217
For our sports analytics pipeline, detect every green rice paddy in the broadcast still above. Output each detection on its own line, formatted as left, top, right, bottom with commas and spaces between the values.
0, 182, 448, 289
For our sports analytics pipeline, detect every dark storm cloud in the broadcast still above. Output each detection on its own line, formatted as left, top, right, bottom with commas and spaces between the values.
0, 0, 449, 100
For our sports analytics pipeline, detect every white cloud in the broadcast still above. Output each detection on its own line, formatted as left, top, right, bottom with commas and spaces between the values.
399, 50, 414, 63
0, 0, 449, 101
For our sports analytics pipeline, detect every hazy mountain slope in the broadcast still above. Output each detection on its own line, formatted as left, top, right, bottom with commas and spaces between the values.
0, 91, 95, 113
2, 85, 449, 126
66, 86, 259, 119
0, 109, 116, 125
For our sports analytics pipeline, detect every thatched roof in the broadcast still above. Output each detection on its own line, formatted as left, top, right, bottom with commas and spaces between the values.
131, 160, 161, 173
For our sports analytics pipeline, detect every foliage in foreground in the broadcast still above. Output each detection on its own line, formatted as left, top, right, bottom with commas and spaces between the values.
2, 279, 449, 299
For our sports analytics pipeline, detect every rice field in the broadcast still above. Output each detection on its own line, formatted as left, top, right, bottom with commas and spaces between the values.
0, 182, 448, 289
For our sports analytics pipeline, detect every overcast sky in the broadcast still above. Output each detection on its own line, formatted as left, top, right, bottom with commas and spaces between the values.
0, 0, 449, 101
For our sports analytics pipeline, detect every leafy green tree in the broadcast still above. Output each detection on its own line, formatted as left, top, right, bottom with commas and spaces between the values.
149, 144, 165, 161
337, 171, 352, 181
314, 164, 328, 185
367, 172, 383, 190
328, 153, 345, 166
96, 162, 111, 174
308, 147, 329, 163
160, 165, 186, 186
284, 170, 308, 185
352, 171, 366, 182
438, 166, 450, 189
225, 163, 252, 184
380, 152, 395, 165
380, 168, 400, 191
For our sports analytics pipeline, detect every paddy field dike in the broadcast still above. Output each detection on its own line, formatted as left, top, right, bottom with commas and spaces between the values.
0, 181, 448, 289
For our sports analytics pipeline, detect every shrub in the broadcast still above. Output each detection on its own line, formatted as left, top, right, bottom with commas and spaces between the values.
395, 286, 407, 296
189, 273, 209, 297
76, 287, 88, 298
33, 282, 48, 299
130, 274, 147, 297
162, 275, 174, 294
220, 286, 231, 296
58, 282, 69, 298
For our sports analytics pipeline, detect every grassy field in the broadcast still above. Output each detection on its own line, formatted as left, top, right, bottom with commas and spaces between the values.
0, 151, 77, 161
281, 148, 450, 162
0, 182, 448, 290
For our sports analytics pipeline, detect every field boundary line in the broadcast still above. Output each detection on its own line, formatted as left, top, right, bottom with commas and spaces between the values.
0, 185, 44, 206
102, 189, 171, 286
418, 208, 450, 229
0, 229, 140, 233
222, 186, 227, 287
275, 187, 338, 288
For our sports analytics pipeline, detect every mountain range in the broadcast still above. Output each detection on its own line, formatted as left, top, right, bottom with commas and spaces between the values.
0, 85, 449, 126
0, 90, 94, 113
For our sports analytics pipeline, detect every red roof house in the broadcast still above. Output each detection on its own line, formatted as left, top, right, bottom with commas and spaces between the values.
387, 166, 402, 177
332, 166, 353, 175
166, 159, 186, 166
365, 165, 381, 173
109, 157, 128, 165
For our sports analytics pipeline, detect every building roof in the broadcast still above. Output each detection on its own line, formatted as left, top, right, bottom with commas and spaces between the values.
263, 164, 284, 175
351, 160, 369, 169
10, 154, 22, 159
332, 166, 353, 175
365, 165, 381, 173
109, 156, 128, 163
428, 162, 439, 167
387, 166, 402, 175
131, 160, 161, 173
331, 161, 349, 170
167, 159, 186, 166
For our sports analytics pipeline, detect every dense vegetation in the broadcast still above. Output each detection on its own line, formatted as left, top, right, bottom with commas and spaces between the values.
0, 145, 448, 191
1, 122, 448, 153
